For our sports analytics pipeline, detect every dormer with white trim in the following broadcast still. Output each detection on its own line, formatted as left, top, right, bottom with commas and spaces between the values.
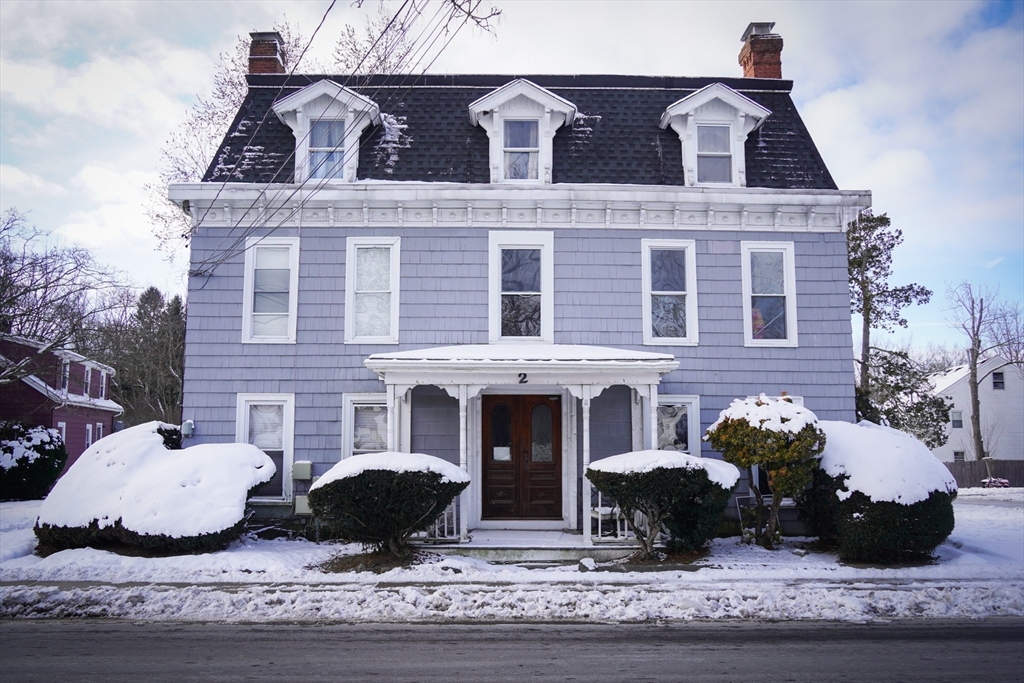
468, 79, 576, 184
659, 82, 771, 188
273, 80, 382, 183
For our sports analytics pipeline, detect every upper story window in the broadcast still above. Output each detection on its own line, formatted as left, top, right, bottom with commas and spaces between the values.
60, 362, 69, 391
242, 236, 300, 344
309, 120, 345, 180
951, 410, 963, 428
469, 79, 576, 184
993, 372, 1005, 390
642, 239, 698, 346
99, 372, 107, 399
84, 368, 92, 396
272, 80, 380, 183
659, 82, 770, 188
488, 231, 554, 342
741, 241, 798, 347
345, 237, 401, 344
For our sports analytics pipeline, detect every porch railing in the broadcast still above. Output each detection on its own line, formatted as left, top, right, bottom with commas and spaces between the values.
589, 490, 662, 544
411, 500, 460, 542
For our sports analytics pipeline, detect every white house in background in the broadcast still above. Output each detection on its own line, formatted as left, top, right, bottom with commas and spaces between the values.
930, 356, 1023, 462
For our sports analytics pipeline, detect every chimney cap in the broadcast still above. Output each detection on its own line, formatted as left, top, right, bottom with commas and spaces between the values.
741, 22, 776, 42
249, 31, 283, 43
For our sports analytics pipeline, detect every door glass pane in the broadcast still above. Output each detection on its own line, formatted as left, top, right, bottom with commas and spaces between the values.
248, 404, 283, 450
697, 155, 731, 183
531, 404, 553, 462
750, 251, 785, 294
657, 404, 689, 452
353, 405, 387, 453
650, 249, 687, 292
501, 294, 541, 337
504, 120, 538, 148
501, 249, 541, 292
491, 403, 512, 461
697, 125, 730, 153
356, 247, 391, 291
651, 294, 687, 338
251, 450, 284, 498
751, 295, 787, 339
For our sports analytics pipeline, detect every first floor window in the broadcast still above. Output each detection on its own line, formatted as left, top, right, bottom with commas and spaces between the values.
642, 239, 698, 345
56, 422, 66, 443
96, 423, 103, 440
953, 451, 965, 462
951, 410, 963, 429
655, 395, 700, 454
742, 241, 798, 347
993, 372, 1005, 390
85, 424, 93, 448
237, 394, 295, 501
343, 394, 389, 458
345, 237, 401, 343
488, 231, 554, 342
243, 237, 300, 343
503, 119, 539, 180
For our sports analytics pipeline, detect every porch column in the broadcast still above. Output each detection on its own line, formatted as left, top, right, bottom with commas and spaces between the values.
582, 386, 592, 547
458, 384, 469, 542
386, 383, 396, 451
649, 383, 659, 450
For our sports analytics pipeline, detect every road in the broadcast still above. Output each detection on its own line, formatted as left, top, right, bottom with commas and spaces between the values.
2, 618, 1022, 682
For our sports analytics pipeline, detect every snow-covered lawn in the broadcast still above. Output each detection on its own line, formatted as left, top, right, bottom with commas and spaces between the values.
2, 490, 1021, 622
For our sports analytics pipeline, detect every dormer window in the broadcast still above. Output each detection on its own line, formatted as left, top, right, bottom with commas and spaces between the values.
309, 120, 345, 180
504, 120, 539, 180
272, 80, 380, 183
659, 82, 770, 188
469, 79, 576, 184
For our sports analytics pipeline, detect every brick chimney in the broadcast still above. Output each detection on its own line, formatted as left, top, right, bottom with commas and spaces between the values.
739, 22, 783, 79
249, 31, 285, 75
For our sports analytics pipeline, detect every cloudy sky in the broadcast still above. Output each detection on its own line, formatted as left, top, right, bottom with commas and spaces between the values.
1, 0, 1021, 349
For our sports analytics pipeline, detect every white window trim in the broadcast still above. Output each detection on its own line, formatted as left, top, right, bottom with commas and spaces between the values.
56, 422, 66, 443
741, 241, 798, 348
84, 368, 91, 396
241, 236, 300, 344
236, 393, 295, 504
342, 393, 387, 459
306, 118, 346, 181
488, 230, 555, 343
656, 394, 701, 455
951, 410, 964, 428
85, 424, 93, 448
344, 236, 401, 344
99, 372, 107, 399
95, 422, 103, 441
642, 239, 698, 346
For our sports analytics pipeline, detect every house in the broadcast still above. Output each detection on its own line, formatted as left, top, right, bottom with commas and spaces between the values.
929, 356, 1023, 462
0, 335, 123, 470
168, 22, 871, 546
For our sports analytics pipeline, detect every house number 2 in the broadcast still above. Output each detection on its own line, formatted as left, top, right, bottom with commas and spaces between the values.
518, 373, 528, 384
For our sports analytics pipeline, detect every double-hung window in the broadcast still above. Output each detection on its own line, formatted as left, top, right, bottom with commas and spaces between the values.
345, 237, 401, 344
242, 236, 300, 344
642, 239, 698, 345
696, 125, 731, 184
741, 241, 798, 347
85, 424, 93, 449
342, 394, 389, 458
993, 372, 1005, 390
236, 393, 295, 502
99, 372, 107, 399
309, 120, 345, 180
655, 395, 701, 454
488, 231, 554, 342
951, 410, 963, 429
503, 120, 539, 180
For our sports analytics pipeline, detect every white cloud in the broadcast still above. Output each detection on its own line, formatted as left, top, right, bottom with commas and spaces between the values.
0, 164, 66, 197
985, 257, 1005, 270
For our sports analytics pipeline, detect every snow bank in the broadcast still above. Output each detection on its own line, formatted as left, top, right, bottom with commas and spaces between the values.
37, 422, 275, 538
818, 421, 958, 505
310, 452, 470, 492
707, 394, 817, 434
588, 450, 740, 489
1, 426, 59, 470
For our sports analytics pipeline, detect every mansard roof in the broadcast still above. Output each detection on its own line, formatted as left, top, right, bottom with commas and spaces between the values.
203, 73, 837, 190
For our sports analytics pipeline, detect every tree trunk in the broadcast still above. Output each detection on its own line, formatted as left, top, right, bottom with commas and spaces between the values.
968, 343, 985, 460
761, 494, 784, 550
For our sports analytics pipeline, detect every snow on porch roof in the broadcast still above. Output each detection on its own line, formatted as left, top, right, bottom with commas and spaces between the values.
367, 344, 675, 364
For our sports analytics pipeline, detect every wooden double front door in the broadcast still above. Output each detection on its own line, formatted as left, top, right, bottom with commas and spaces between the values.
481, 395, 562, 520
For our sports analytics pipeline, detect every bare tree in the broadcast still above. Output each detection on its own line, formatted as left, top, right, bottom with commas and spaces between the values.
945, 282, 1021, 460
334, 3, 417, 73
0, 208, 130, 385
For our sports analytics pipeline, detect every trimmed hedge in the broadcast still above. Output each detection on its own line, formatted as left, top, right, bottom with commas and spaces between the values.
308, 469, 468, 558
800, 471, 956, 564
586, 466, 735, 558
0, 422, 68, 501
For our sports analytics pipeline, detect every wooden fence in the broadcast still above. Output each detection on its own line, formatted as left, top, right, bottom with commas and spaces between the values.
943, 460, 1024, 488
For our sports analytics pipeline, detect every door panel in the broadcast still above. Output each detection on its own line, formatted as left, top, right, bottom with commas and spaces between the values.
482, 395, 562, 520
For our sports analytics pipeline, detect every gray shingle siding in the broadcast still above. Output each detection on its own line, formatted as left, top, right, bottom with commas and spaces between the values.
183, 225, 854, 465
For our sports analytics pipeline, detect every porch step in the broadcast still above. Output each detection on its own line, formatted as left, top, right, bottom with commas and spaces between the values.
413, 529, 639, 562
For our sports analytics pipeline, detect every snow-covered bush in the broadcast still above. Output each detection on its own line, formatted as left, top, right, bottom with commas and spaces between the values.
803, 421, 957, 564
704, 395, 825, 549
586, 450, 740, 559
0, 422, 67, 501
35, 421, 276, 555
307, 452, 470, 558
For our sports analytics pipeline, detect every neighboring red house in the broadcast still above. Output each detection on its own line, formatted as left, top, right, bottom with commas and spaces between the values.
0, 335, 123, 470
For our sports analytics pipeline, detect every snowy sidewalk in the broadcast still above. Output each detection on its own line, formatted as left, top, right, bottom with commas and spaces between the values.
2, 490, 1022, 622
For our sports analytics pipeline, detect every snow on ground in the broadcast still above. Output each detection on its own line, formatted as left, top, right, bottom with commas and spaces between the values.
2, 491, 1021, 623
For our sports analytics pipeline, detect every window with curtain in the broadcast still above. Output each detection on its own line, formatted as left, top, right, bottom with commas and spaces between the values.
345, 238, 400, 343
251, 245, 292, 339
309, 119, 345, 180
504, 120, 539, 180
742, 242, 797, 347
248, 403, 285, 498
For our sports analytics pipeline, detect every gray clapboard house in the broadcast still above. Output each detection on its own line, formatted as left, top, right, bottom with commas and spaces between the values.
169, 23, 870, 546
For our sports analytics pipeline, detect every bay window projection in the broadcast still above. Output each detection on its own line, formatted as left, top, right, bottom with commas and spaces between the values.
488, 231, 554, 342
742, 241, 797, 347
344, 237, 401, 343
696, 125, 731, 183
237, 394, 294, 501
309, 120, 345, 180
242, 237, 299, 343
642, 239, 698, 345
504, 120, 539, 180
